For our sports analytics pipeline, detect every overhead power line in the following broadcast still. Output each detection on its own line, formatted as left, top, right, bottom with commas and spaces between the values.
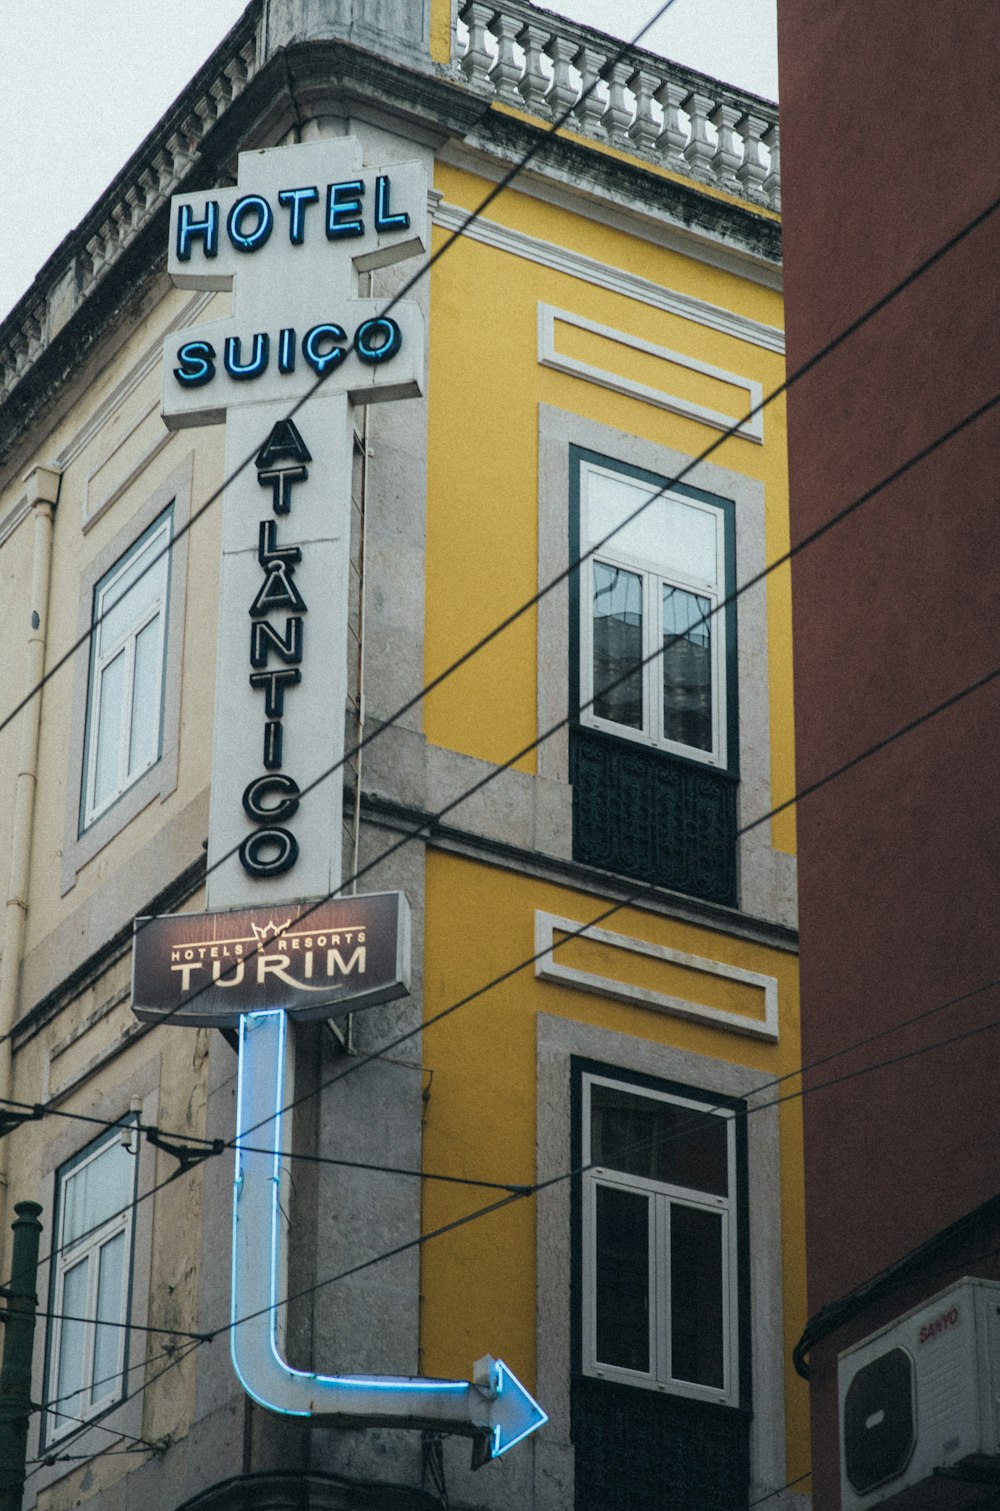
0, 0, 684, 751
6, 539, 1000, 1277
11, 966, 1000, 1455
3, 0, 998, 1472
81, 376, 1000, 1052
255, 658, 1000, 1140
1, 55, 996, 893
163, 970, 1000, 1349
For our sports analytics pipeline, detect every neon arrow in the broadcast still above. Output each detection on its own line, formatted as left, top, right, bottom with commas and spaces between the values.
231, 1009, 547, 1462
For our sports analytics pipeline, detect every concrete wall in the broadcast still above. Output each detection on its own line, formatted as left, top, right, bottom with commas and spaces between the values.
778, 3, 1000, 1503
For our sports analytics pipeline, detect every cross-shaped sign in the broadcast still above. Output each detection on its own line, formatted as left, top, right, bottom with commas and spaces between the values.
162, 136, 426, 912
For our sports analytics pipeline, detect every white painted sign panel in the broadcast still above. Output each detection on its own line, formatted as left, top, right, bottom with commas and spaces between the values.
161, 138, 427, 909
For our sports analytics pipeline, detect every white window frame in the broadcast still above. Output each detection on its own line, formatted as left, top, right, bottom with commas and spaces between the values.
80, 510, 172, 831
578, 457, 729, 770
581, 1071, 740, 1407
62, 458, 191, 896
43, 1125, 138, 1446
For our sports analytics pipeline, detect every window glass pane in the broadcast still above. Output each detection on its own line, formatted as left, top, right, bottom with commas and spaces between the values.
588, 472, 717, 585
670, 1205, 725, 1388
128, 616, 163, 778
592, 561, 643, 729
55, 1257, 89, 1430
594, 1184, 650, 1372
662, 585, 713, 752
92, 1231, 126, 1404
591, 1083, 729, 1196
92, 652, 125, 812
98, 531, 167, 654
63, 1138, 133, 1246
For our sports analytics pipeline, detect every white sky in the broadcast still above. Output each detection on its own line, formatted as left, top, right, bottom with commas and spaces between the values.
0, 0, 777, 322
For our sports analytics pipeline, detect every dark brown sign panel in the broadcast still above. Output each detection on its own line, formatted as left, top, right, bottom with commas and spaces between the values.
132, 892, 409, 1027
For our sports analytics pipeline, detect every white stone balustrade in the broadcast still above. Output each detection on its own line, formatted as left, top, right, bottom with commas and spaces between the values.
455, 0, 779, 210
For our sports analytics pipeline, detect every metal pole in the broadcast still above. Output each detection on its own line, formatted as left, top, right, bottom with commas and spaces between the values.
0, 1201, 43, 1511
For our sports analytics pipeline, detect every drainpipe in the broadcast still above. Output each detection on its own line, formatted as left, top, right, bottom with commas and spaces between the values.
0, 467, 60, 1246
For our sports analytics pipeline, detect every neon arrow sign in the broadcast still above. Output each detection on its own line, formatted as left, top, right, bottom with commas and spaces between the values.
232, 1008, 547, 1462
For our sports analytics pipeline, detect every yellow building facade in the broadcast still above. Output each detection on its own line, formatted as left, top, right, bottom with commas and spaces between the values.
0, 3, 805, 1508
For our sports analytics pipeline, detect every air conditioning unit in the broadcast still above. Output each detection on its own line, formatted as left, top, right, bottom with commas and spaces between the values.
838, 1277, 1000, 1509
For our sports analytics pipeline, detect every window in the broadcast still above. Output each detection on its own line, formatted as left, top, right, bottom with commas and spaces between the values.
80, 509, 172, 832
581, 1072, 740, 1406
580, 457, 731, 768
569, 448, 738, 905
43, 1126, 138, 1443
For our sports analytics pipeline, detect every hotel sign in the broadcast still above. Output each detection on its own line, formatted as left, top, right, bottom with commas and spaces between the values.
132, 892, 409, 1027
160, 137, 427, 912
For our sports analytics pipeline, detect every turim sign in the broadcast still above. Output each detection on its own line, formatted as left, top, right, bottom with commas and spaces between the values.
131, 893, 410, 1026
161, 139, 426, 910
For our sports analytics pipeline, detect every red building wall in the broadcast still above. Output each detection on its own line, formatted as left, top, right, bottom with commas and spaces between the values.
777, 4, 1000, 1502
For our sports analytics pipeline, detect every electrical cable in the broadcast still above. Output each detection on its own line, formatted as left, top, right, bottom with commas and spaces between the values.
3, 8, 998, 1471
38, 374, 996, 1068
28, 1397, 163, 1454
8, 622, 1000, 1284
6, 644, 1000, 1281
15, 968, 1000, 1464
248, 656, 1000, 1139
156, 968, 1000, 1347
41, 1336, 199, 1411
1, 75, 996, 922
0, 79, 994, 1133
0, 1304, 208, 1343
22, 1339, 201, 1483
0, 0, 684, 751
124, 184, 1000, 911
28, 1444, 157, 1466
748, 1469, 812, 1507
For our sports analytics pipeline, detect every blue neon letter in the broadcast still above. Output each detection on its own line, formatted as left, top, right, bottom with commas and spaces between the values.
224, 333, 270, 380
228, 195, 274, 252
354, 317, 402, 366
374, 175, 410, 234
278, 328, 296, 374
174, 340, 216, 386
176, 201, 219, 261
303, 324, 347, 377
278, 186, 320, 245
326, 180, 365, 239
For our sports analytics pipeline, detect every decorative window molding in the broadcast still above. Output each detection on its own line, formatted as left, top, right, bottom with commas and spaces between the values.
574, 448, 737, 772
568, 446, 738, 904
534, 911, 779, 1041
61, 455, 192, 895
80, 510, 172, 832
539, 305, 763, 442
41, 1124, 139, 1447
432, 198, 785, 346
536, 405, 798, 928
580, 1068, 743, 1407
28, 1058, 159, 1491
533, 1014, 791, 1509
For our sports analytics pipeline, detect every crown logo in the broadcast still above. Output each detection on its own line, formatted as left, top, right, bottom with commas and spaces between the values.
250, 918, 291, 943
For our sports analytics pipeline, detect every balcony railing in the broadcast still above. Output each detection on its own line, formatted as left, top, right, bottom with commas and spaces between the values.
454, 0, 779, 211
